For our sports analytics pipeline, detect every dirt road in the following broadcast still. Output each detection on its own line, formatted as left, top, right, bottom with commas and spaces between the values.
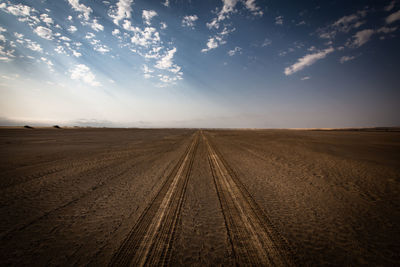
0, 128, 399, 266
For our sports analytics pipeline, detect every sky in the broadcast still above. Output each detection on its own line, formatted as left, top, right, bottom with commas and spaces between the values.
0, 0, 399, 128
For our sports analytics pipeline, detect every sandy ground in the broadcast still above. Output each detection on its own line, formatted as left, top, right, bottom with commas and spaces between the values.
0, 128, 399, 266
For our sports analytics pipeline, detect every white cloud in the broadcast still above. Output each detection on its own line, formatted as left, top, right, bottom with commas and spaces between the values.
90, 19, 104, 31
1, 74, 19, 80
143, 10, 157, 25
385, 1, 396, 12
347, 29, 375, 47
112, 29, 120, 36
218, 0, 238, 20
40, 14, 54, 26
131, 27, 160, 47
3, 3, 34, 16
71, 49, 82, 57
201, 37, 219, 53
219, 26, 235, 36
0, 3, 39, 26
333, 12, 365, 30
160, 22, 167, 29
122, 20, 138, 31
14, 32, 24, 39
275, 16, 283, 25
0, 45, 15, 61
143, 64, 154, 73
68, 25, 78, 33
143, 64, 154, 78
206, 0, 238, 29
318, 10, 367, 39
40, 56, 54, 72
162, 0, 170, 7
155, 47, 178, 70
261, 38, 271, 47
182, 15, 199, 28
69, 64, 101, 86
25, 39, 43, 52
109, 0, 134, 25
346, 26, 398, 47
301, 76, 310, 80
94, 44, 110, 54
243, 0, 263, 16
55, 45, 66, 54
377, 26, 398, 34
90, 39, 100, 45
0, 26, 6, 32
60, 36, 71, 42
284, 47, 334, 75
85, 32, 96, 39
157, 73, 183, 85
228, 46, 242, 56
34, 26, 54, 40
340, 55, 355, 63
68, 0, 92, 21
386, 10, 400, 24
143, 46, 162, 59
201, 26, 234, 53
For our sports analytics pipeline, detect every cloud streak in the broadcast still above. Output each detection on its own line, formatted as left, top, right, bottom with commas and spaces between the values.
284, 47, 334, 75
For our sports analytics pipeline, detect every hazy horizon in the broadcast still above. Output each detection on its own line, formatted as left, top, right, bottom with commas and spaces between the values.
1, 0, 400, 128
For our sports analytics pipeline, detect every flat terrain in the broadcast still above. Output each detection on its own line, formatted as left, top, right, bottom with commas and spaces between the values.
0, 128, 399, 266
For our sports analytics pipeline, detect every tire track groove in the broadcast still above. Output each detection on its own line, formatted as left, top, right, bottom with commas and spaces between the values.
203, 131, 293, 266
109, 132, 199, 266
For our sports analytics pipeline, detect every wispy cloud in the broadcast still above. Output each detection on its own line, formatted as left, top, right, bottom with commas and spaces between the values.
261, 38, 272, 47
182, 15, 199, 28
340, 55, 356, 63
384, 1, 396, 12
275, 16, 283, 25
284, 47, 334, 75
243, 0, 263, 16
318, 10, 367, 39
162, 0, 170, 7
386, 10, 400, 24
228, 46, 242, 56
347, 29, 375, 47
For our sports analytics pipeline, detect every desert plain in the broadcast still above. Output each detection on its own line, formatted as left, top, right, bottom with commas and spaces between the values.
0, 127, 399, 266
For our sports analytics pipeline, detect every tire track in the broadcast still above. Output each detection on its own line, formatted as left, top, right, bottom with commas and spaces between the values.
109, 132, 199, 267
0, 142, 165, 190
203, 132, 294, 266
0, 137, 187, 241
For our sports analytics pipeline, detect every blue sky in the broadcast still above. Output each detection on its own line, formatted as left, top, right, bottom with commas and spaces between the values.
0, 0, 399, 128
